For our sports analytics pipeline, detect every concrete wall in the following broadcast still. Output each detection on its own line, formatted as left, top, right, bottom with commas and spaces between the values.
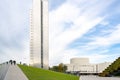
97, 62, 111, 73
70, 58, 89, 65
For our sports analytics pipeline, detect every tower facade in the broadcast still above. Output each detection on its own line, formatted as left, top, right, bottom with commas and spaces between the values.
30, 0, 49, 69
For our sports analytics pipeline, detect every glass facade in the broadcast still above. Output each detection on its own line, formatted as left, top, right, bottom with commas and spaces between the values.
30, 0, 49, 69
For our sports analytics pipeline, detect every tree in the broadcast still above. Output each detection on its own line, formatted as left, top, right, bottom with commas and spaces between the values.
50, 66, 59, 71
50, 63, 67, 73
58, 63, 64, 72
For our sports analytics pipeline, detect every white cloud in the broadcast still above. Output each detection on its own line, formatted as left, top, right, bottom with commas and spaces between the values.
72, 24, 120, 64
79, 53, 120, 64
0, 0, 32, 64
0, 37, 29, 64
87, 24, 120, 48
1, 0, 119, 66
49, 0, 115, 66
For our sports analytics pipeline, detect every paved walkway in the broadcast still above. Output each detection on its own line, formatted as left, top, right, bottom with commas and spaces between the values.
80, 75, 120, 80
4, 65, 28, 80
0, 64, 9, 80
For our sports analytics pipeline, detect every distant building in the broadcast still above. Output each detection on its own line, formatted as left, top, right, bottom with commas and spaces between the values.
66, 58, 111, 74
30, 0, 49, 69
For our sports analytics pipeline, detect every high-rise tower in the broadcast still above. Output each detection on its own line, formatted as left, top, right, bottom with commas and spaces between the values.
30, 0, 49, 69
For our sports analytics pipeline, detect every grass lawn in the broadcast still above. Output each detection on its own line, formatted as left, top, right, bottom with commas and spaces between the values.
18, 65, 79, 80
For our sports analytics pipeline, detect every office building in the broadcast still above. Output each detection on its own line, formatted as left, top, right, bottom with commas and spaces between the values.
30, 0, 49, 69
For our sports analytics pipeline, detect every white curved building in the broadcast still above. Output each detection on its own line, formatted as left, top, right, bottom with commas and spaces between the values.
70, 58, 89, 65
66, 58, 111, 74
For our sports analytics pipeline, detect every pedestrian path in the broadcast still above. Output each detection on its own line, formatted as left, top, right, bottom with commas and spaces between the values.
80, 75, 120, 80
0, 64, 9, 80
4, 65, 28, 80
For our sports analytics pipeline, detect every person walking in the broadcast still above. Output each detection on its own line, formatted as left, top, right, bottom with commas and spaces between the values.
6, 62, 8, 64
9, 60, 13, 65
13, 61, 16, 65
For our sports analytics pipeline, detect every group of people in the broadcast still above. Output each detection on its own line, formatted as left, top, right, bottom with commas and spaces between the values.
6, 60, 16, 65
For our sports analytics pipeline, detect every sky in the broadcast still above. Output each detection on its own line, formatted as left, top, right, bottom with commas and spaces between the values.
0, 0, 120, 66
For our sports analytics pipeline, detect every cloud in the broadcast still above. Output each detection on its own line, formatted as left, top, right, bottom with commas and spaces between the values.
0, 0, 32, 63
79, 53, 120, 64
66, 22, 120, 66
49, 0, 66, 10
49, 0, 115, 66
0, 0, 119, 66
87, 24, 120, 48
0, 39, 29, 64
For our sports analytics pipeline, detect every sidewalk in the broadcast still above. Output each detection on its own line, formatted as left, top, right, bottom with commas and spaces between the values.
80, 75, 120, 80
4, 65, 28, 80
0, 64, 9, 80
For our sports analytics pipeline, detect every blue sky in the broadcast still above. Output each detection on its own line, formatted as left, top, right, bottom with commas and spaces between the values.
0, 0, 120, 66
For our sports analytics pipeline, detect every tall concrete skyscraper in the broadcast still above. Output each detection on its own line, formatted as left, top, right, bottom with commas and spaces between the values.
30, 0, 49, 69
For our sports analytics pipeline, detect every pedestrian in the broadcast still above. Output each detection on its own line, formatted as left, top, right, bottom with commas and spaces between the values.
9, 60, 13, 65
13, 60, 16, 65
6, 62, 8, 64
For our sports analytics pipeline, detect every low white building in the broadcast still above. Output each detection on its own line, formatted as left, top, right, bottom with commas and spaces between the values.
66, 58, 111, 74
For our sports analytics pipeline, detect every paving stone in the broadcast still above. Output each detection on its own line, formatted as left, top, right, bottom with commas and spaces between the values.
80, 75, 120, 80
4, 65, 28, 80
0, 64, 9, 80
